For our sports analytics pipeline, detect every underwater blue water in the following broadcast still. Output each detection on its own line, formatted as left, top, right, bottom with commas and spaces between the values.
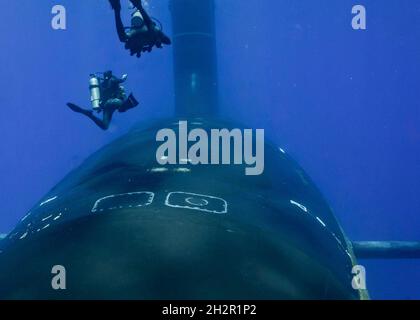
0, 0, 419, 299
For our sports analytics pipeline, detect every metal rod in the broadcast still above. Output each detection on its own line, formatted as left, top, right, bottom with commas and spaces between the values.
352, 241, 420, 259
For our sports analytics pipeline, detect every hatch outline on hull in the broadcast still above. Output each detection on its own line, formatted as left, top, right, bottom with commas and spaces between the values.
165, 191, 228, 214
91, 191, 155, 213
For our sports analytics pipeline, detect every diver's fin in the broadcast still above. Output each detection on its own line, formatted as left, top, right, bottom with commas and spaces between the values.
67, 103, 108, 130
119, 94, 139, 112
67, 103, 92, 116
352, 241, 420, 259
160, 33, 171, 45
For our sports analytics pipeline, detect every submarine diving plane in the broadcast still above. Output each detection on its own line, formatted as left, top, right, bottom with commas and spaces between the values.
0, 0, 419, 299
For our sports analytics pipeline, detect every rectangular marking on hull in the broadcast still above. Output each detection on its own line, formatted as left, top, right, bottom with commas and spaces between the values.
91, 192, 155, 213
165, 192, 227, 214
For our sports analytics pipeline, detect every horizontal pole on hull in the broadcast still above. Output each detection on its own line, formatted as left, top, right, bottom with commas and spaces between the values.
352, 241, 420, 259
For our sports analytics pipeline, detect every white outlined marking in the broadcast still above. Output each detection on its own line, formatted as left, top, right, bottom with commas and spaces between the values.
290, 200, 308, 213
180, 158, 192, 163
173, 168, 191, 173
149, 168, 168, 173
19, 232, 28, 240
165, 192, 228, 214
53, 213, 62, 221
36, 224, 50, 233
288, 201, 348, 259
42, 214, 53, 222
185, 197, 209, 207
21, 212, 31, 222
316, 216, 327, 227
331, 232, 343, 247
40, 196, 58, 207
8, 232, 18, 240
91, 191, 155, 213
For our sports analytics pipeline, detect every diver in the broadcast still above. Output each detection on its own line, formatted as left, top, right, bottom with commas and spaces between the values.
109, 0, 171, 57
67, 71, 139, 130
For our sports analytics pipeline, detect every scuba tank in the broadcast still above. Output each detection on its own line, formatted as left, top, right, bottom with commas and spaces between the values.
89, 75, 101, 110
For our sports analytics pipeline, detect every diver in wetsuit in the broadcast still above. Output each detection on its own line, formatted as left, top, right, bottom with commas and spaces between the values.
109, 0, 171, 57
67, 71, 139, 130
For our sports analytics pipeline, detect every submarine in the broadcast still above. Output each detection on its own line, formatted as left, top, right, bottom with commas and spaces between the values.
0, 0, 419, 300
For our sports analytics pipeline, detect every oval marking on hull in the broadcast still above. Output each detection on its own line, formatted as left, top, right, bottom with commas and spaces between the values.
185, 197, 209, 207
165, 192, 228, 214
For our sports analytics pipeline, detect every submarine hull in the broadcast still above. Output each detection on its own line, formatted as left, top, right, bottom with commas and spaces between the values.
0, 119, 360, 299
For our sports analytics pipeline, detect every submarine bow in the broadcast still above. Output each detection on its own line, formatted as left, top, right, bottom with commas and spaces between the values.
0, 118, 361, 299
0, 0, 368, 299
